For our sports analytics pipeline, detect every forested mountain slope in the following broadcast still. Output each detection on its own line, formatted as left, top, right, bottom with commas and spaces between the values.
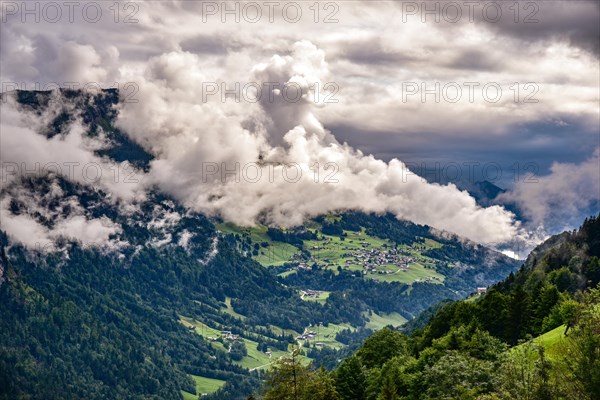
259, 215, 600, 400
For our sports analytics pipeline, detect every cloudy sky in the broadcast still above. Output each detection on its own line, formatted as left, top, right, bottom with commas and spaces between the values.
1, 0, 599, 252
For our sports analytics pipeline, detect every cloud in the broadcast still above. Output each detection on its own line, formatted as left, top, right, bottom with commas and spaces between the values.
475, 0, 600, 57
115, 41, 523, 244
0, 91, 144, 250
0, 197, 122, 251
1, 0, 597, 248
1, 1, 597, 167
499, 149, 600, 232
0, 92, 146, 202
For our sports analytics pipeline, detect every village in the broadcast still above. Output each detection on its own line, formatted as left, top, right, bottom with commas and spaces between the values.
287, 236, 442, 282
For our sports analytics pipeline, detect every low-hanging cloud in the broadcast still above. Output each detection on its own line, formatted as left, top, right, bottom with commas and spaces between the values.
116, 40, 523, 245
0, 91, 143, 250
499, 149, 600, 232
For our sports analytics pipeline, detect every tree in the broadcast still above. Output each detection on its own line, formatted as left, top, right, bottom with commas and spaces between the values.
497, 341, 554, 400
557, 291, 600, 399
367, 355, 418, 400
264, 349, 309, 400
505, 286, 531, 345
263, 350, 339, 400
302, 367, 339, 400
586, 257, 600, 287
559, 298, 582, 335
335, 355, 367, 400
477, 290, 509, 338
356, 328, 410, 369
420, 351, 498, 400
230, 340, 248, 361
530, 283, 560, 335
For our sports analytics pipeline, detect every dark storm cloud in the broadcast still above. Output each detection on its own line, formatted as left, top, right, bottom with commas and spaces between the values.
330, 116, 599, 187
386, 1, 599, 56
478, 0, 600, 56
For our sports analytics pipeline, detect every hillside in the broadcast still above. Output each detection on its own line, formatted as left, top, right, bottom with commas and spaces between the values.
258, 215, 600, 400
219, 211, 520, 323
0, 89, 521, 400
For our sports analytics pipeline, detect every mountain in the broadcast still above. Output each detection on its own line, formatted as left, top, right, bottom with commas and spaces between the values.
0, 89, 521, 400
461, 180, 506, 207
257, 215, 600, 399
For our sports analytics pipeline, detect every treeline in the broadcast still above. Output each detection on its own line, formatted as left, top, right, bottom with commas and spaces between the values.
259, 288, 599, 400
252, 288, 600, 400
266, 227, 317, 247
315, 212, 429, 245
415, 215, 600, 347
0, 241, 238, 399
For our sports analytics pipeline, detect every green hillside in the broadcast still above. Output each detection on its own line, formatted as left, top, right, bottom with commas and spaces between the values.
181, 375, 226, 399
516, 324, 566, 360
217, 212, 521, 332
218, 221, 445, 285
256, 215, 600, 400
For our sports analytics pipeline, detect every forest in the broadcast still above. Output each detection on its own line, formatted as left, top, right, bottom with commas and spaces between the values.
256, 215, 600, 400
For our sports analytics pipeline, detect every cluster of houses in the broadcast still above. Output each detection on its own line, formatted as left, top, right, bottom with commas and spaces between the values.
296, 330, 317, 342
278, 237, 443, 281
221, 330, 240, 341
342, 247, 415, 275
300, 289, 322, 299
206, 330, 241, 343
295, 324, 328, 347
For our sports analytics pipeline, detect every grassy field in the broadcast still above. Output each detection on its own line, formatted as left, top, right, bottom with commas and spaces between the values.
180, 316, 222, 338
216, 223, 299, 266
533, 324, 566, 358
298, 322, 356, 349
179, 315, 292, 370
238, 337, 290, 370
181, 374, 227, 399
300, 290, 330, 303
181, 391, 196, 400
464, 294, 483, 302
369, 262, 444, 284
305, 229, 445, 284
511, 324, 567, 361
304, 229, 389, 265
223, 297, 246, 320
217, 221, 448, 286
279, 269, 297, 278
365, 312, 408, 330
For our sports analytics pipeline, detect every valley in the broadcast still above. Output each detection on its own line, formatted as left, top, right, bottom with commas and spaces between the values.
0, 89, 535, 400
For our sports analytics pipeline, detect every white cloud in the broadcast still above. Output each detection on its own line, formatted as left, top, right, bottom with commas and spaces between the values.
499, 149, 600, 231
0, 197, 122, 251
0, 92, 146, 202
1, 0, 598, 248
115, 41, 523, 244
0, 92, 143, 250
